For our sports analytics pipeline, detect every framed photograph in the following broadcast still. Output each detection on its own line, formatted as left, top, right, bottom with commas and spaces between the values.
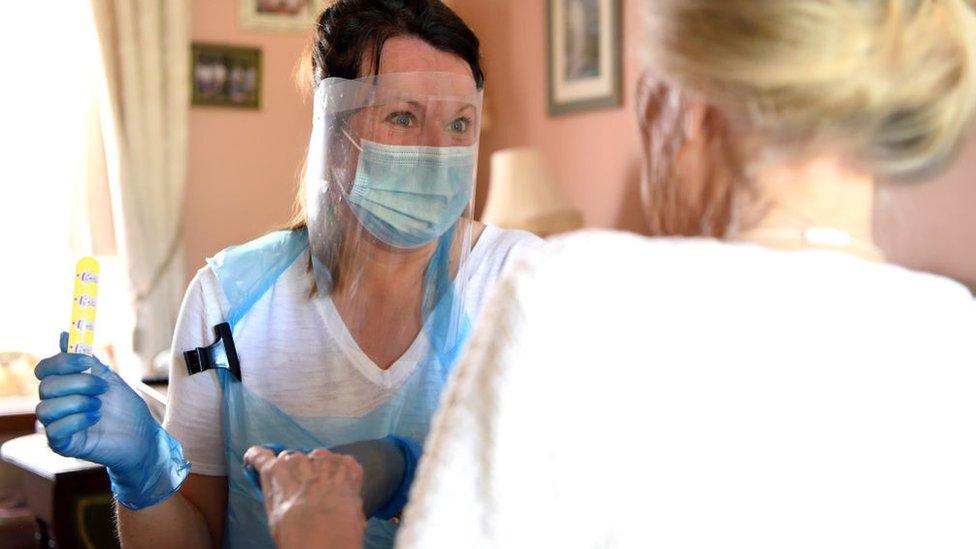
547, 0, 622, 116
239, 0, 326, 32
191, 43, 262, 109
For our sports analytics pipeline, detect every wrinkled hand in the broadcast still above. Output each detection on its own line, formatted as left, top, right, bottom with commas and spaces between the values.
244, 446, 366, 549
34, 333, 189, 509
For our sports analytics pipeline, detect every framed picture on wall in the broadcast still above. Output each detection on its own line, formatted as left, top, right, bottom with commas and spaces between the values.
547, 0, 622, 116
239, 0, 327, 32
191, 43, 262, 109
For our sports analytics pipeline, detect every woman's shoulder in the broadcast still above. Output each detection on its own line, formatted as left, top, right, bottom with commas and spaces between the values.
505, 229, 696, 283
505, 229, 976, 318
488, 229, 666, 311
529, 228, 972, 290
187, 230, 311, 317
462, 224, 545, 277
181, 263, 230, 328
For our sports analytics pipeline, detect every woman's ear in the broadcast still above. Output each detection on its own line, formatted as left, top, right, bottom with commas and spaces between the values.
637, 71, 739, 238
682, 101, 709, 142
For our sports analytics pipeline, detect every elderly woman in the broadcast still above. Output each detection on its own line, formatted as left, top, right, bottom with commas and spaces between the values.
32, 1, 540, 548
250, 0, 976, 547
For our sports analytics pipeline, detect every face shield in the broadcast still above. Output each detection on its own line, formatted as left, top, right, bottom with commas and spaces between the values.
303, 72, 483, 364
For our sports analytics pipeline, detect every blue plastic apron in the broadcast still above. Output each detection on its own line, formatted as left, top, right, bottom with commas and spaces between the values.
202, 228, 469, 548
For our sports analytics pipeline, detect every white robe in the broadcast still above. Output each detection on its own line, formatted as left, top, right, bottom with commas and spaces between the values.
399, 231, 976, 548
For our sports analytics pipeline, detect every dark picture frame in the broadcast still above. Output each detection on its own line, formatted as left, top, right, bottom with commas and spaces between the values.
191, 43, 262, 110
547, 0, 622, 116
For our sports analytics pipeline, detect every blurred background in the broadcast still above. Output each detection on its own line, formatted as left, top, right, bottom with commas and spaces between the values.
0, 1, 972, 546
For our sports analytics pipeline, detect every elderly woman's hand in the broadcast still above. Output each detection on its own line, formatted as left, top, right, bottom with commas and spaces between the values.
243, 446, 366, 549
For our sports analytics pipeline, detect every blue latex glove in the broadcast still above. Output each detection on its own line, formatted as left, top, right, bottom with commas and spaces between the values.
34, 333, 190, 510
372, 436, 422, 520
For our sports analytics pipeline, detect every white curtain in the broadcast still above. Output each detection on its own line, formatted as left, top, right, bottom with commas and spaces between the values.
90, 0, 190, 375
0, 2, 120, 360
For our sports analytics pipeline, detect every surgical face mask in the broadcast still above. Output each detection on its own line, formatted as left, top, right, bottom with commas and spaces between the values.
345, 137, 476, 249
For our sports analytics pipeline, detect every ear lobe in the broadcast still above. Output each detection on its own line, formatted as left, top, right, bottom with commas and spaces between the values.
682, 102, 711, 141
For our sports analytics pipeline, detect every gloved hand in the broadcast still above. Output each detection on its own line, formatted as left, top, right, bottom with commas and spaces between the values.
34, 332, 190, 510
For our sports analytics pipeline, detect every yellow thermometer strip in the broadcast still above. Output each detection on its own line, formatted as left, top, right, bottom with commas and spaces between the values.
68, 257, 100, 355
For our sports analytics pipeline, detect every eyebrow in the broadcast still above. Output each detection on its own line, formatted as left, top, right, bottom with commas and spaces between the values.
394, 99, 476, 113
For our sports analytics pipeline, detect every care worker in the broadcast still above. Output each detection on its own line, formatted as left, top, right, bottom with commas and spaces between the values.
32, 1, 540, 548
248, 0, 976, 547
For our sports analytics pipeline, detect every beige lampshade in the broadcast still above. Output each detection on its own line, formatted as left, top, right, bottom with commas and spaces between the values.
481, 148, 583, 236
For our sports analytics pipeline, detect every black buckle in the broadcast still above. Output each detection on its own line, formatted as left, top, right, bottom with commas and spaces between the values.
184, 322, 242, 381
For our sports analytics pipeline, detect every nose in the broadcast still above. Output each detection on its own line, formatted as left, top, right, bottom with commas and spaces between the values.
422, 118, 453, 147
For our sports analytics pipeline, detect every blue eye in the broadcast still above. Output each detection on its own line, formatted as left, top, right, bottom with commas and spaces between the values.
449, 117, 471, 133
387, 111, 416, 128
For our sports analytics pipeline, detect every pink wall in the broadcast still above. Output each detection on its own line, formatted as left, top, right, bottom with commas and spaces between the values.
184, 0, 313, 277
453, 0, 647, 232
184, 0, 974, 286
876, 140, 976, 284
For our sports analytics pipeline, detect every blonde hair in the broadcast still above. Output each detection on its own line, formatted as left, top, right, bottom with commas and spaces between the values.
643, 0, 976, 183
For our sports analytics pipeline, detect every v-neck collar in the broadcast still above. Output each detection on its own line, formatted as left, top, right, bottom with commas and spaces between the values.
311, 225, 500, 390
315, 295, 428, 389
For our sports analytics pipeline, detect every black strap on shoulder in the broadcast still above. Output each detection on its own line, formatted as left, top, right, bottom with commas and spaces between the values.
184, 322, 242, 381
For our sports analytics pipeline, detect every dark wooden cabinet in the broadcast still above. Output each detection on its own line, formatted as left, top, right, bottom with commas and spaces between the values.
1, 434, 119, 549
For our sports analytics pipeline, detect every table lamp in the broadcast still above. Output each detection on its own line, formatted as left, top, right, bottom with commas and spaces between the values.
481, 148, 583, 236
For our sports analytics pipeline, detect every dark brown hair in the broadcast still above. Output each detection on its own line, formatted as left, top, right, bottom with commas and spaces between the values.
310, 0, 484, 88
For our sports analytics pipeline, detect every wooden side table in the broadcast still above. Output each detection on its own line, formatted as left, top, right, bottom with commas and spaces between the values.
0, 434, 119, 549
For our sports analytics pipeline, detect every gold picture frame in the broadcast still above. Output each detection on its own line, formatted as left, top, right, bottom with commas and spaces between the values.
191, 43, 263, 110
239, 0, 327, 32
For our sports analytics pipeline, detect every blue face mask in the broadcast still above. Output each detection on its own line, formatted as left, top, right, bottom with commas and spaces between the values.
346, 138, 476, 249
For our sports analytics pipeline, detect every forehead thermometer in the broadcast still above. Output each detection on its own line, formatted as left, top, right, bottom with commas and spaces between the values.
68, 257, 99, 355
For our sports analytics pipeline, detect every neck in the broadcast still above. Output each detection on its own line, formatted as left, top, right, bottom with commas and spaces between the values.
732, 156, 883, 261
338, 232, 435, 296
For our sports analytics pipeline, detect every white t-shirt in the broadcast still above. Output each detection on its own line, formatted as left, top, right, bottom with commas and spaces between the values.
399, 230, 976, 548
163, 226, 542, 475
